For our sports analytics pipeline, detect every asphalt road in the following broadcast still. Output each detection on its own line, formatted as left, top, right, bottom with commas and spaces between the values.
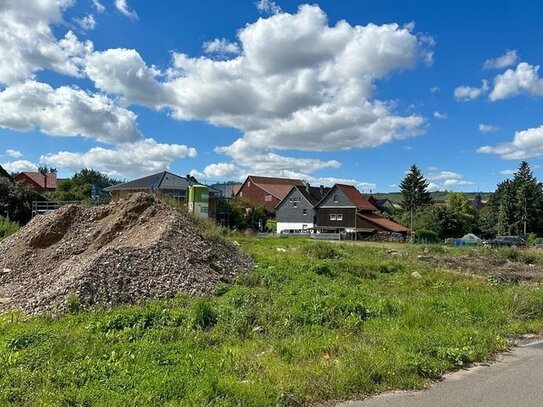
337, 340, 543, 407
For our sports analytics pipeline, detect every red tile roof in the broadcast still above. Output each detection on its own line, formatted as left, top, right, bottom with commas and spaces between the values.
358, 212, 409, 233
15, 172, 57, 190
336, 184, 377, 211
248, 175, 304, 200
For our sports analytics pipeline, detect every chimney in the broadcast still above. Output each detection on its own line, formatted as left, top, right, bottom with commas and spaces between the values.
320, 185, 324, 197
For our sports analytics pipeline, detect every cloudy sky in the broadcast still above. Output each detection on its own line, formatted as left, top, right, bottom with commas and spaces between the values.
1, 0, 542, 192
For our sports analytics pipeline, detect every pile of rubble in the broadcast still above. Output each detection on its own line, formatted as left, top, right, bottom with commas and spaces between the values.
0, 193, 252, 314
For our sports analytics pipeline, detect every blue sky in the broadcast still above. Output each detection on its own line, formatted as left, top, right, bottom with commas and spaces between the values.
1, 0, 543, 192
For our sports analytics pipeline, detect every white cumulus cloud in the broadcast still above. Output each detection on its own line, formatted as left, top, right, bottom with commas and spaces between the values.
255, 0, 282, 15
42, 139, 197, 178
74, 14, 97, 31
433, 111, 447, 119
0, 0, 94, 85
5, 149, 22, 158
483, 50, 519, 70
489, 62, 543, 101
479, 124, 499, 133
454, 80, 489, 101
115, 0, 138, 20
1, 159, 38, 173
478, 124, 543, 159
426, 169, 473, 189
93, 0, 105, 13
0, 81, 142, 144
203, 38, 240, 56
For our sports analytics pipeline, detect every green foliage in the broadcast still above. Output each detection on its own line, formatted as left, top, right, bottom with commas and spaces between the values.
191, 299, 218, 330
303, 242, 340, 259
225, 198, 268, 231
415, 229, 439, 243
489, 161, 543, 236
266, 219, 277, 232
400, 164, 432, 212
0, 216, 19, 239
1, 239, 543, 406
47, 168, 119, 201
0, 177, 45, 224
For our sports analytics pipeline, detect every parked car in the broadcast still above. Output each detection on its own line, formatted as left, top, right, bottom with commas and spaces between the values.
483, 236, 525, 248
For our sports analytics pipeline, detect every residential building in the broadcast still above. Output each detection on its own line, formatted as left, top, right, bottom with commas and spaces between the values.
367, 195, 396, 212
315, 184, 408, 238
275, 184, 330, 233
236, 175, 304, 213
15, 171, 57, 192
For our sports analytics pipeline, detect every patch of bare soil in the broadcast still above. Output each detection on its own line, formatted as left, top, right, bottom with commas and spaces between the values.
418, 252, 543, 282
0, 193, 252, 314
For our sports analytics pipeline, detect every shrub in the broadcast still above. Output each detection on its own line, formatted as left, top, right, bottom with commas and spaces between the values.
415, 229, 439, 243
0, 216, 19, 240
192, 299, 218, 330
304, 242, 340, 259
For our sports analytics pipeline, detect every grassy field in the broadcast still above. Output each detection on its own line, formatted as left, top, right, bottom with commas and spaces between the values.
1, 238, 543, 406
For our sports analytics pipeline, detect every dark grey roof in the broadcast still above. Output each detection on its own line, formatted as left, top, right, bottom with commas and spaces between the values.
295, 185, 331, 206
104, 172, 197, 192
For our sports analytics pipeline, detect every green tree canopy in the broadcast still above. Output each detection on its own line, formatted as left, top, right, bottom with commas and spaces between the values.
399, 164, 432, 212
48, 169, 119, 201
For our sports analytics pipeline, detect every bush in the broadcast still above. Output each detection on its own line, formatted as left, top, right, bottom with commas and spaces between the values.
0, 216, 19, 240
304, 242, 340, 259
415, 229, 439, 243
192, 299, 218, 330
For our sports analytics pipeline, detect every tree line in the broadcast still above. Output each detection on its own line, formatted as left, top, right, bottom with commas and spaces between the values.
395, 161, 543, 240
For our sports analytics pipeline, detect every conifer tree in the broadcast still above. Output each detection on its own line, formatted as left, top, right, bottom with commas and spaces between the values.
399, 164, 432, 212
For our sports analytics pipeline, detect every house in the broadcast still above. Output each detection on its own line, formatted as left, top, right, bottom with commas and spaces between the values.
211, 182, 242, 198
104, 171, 200, 199
275, 184, 330, 233
15, 171, 57, 192
315, 184, 409, 238
236, 175, 304, 213
367, 195, 396, 212
104, 171, 222, 217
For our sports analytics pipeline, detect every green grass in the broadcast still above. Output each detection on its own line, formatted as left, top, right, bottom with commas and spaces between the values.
1, 239, 543, 406
0, 216, 19, 240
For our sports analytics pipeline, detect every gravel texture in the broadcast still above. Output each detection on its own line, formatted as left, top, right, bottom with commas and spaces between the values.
0, 193, 252, 314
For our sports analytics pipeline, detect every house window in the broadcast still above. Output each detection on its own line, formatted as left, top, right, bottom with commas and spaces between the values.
303, 209, 307, 215
302, 224, 307, 229
330, 214, 337, 220
264, 194, 272, 202
293, 201, 298, 208
239, 191, 243, 197
337, 214, 343, 221
333, 194, 339, 203
247, 181, 251, 187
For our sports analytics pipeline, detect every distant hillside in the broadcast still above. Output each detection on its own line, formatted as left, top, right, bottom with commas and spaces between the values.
372, 191, 493, 204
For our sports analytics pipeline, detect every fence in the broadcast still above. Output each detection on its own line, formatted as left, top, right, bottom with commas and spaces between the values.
32, 201, 82, 217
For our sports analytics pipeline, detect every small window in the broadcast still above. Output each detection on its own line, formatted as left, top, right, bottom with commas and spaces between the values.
302, 224, 307, 229
239, 191, 243, 197
293, 202, 298, 208
333, 194, 339, 203
289, 198, 293, 202
337, 214, 343, 221
264, 194, 272, 202
247, 181, 251, 187
303, 209, 307, 215
330, 214, 337, 220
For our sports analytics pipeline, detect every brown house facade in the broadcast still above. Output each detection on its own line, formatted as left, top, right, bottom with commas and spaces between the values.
315, 184, 408, 236
236, 175, 304, 213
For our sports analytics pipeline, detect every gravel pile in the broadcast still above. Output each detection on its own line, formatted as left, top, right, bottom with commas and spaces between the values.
0, 193, 252, 314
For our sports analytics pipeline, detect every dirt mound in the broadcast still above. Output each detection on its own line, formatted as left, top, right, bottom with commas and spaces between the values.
0, 193, 252, 314
419, 252, 543, 282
